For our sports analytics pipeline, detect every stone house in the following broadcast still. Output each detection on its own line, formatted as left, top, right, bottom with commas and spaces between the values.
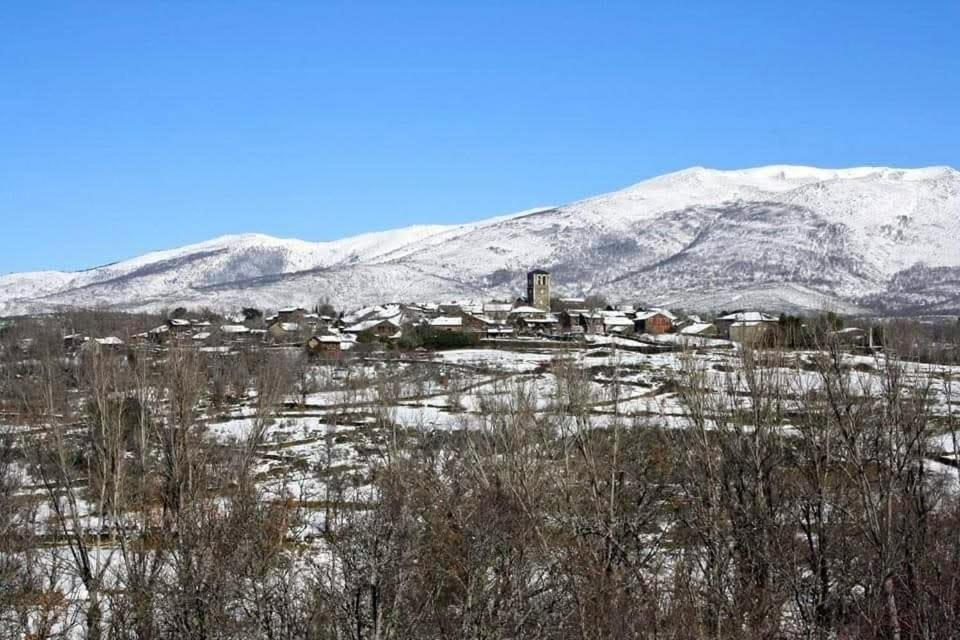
634, 310, 675, 335
460, 313, 496, 333
306, 335, 342, 358
516, 315, 559, 335
428, 316, 464, 333
482, 303, 514, 323
345, 316, 402, 340
268, 322, 303, 342
277, 307, 308, 324
716, 311, 778, 338
603, 315, 635, 335
579, 312, 606, 335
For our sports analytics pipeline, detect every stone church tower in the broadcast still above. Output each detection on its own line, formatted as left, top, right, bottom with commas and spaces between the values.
526, 269, 551, 310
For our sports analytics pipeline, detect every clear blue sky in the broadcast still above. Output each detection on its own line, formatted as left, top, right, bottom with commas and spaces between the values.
2, 1, 958, 273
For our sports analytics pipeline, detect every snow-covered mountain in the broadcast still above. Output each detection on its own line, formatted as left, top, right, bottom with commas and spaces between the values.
4, 165, 960, 316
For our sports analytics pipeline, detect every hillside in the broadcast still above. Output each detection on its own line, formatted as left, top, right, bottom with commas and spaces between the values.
3, 165, 959, 315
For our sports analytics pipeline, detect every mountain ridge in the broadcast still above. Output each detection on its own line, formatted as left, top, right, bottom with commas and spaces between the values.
3, 165, 959, 316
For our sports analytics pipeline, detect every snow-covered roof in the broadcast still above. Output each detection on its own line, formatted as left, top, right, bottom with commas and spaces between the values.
220, 324, 250, 334
680, 323, 715, 335
521, 315, 559, 324
345, 316, 402, 333
149, 325, 169, 334
429, 316, 463, 327
510, 305, 546, 315
603, 315, 634, 327
276, 322, 301, 332
316, 335, 341, 343
94, 336, 124, 346
193, 332, 212, 341
483, 303, 514, 312
635, 308, 677, 321
719, 311, 778, 323
169, 318, 191, 327
342, 304, 401, 325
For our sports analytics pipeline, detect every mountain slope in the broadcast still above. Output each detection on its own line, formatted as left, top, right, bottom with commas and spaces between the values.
3, 165, 959, 316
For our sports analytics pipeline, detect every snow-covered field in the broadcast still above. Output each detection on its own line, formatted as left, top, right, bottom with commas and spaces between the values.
163, 342, 960, 517
5, 340, 959, 514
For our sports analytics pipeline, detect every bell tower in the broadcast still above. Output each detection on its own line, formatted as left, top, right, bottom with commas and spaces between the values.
526, 270, 550, 310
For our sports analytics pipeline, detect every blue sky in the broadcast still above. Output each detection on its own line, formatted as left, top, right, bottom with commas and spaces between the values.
2, 1, 958, 273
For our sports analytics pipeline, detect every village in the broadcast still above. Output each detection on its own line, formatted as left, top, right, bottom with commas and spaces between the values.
30, 269, 881, 362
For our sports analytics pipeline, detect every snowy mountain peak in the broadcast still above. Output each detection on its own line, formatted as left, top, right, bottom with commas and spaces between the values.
644, 164, 958, 189
2, 164, 960, 316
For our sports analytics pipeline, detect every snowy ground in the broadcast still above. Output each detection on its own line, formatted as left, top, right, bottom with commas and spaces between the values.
5, 339, 960, 538
183, 343, 960, 518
